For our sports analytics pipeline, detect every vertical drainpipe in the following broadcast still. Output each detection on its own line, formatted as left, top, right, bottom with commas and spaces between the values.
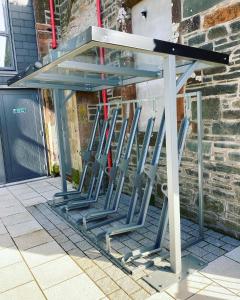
96, 0, 112, 169
49, 0, 57, 49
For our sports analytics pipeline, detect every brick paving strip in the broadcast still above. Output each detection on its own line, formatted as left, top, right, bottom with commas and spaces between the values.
0, 177, 239, 300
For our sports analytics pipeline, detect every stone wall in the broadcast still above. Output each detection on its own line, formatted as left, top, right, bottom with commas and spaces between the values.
176, 0, 240, 238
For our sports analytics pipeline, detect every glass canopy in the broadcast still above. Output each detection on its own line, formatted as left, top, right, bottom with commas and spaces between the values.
8, 26, 229, 91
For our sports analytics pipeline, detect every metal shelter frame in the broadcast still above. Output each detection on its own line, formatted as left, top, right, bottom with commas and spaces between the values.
8, 26, 229, 285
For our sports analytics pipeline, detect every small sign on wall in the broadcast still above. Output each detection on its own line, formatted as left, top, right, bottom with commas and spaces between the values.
12, 108, 27, 114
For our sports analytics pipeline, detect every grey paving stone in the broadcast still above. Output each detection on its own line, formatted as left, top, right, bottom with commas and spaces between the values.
221, 236, 240, 247
221, 243, 236, 252
109, 289, 131, 300
123, 239, 141, 250
60, 240, 76, 251
195, 241, 208, 248
69, 233, 84, 243
94, 256, 113, 270
96, 277, 119, 295
188, 245, 209, 257
76, 240, 92, 251
104, 265, 126, 281
116, 277, 141, 295
131, 288, 150, 300
203, 244, 225, 256
54, 234, 69, 244
85, 248, 102, 259
85, 265, 107, 281
203, 253, 219, 262
206, 229, 224, 239
204, 236, 225, 247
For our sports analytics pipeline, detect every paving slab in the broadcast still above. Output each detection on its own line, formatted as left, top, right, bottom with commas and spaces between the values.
0, 246, 22, 268
14, 229, 53, 250
31, 255, 82, 289
165, 272, 212, 300
0, 281, 45, 300
200, 255, 240, 295
189, 282, 240, 300
0, 234, 15, 250
225, 246, 240, 263
22, 240, 65, 268
6, 220, 42, 237
0, 262, 33, 293
2, 211, 33, 226
44, 274, 105, 300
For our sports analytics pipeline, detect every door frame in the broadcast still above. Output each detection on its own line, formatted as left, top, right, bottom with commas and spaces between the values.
0, 88, 48, 183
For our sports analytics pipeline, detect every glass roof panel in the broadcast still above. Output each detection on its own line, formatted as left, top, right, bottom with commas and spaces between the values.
8, 26, 229, 91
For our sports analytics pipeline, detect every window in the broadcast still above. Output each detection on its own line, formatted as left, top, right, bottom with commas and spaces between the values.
0, 0, 15, 71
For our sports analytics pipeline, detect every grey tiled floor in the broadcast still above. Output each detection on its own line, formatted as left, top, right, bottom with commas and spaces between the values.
0, 177, 239, 300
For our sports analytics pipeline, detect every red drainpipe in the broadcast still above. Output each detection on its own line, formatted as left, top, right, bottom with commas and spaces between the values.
49, 0, 57, 49
96, 0, 112, 169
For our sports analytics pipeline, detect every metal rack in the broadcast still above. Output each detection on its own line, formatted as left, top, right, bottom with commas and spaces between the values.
8, 26, 229, 291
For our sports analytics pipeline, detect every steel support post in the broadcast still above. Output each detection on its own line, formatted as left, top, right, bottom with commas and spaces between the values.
53, 89, 67, 193
164, 55, 181, 274
197, 92, 204, 238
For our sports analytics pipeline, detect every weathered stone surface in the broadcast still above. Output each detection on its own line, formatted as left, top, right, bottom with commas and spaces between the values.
213, 72, 240, 81
203, 3, 240, 28
201, 43, 213, 51
189, 84, 238, 96
222, 110, 240, 119
186, 140, 212, 154
228, 152, 240, 162
203, 66, 227, 75
204, 195, 224, 214
183, 0, 223, 18
208, 25, 228, 40
230, 20, 240, 33
212, 121, 240, 135
192, 98, 220, 120
215, 40, 239, 51
188, 34, 206, 46
180, 15, 200, 34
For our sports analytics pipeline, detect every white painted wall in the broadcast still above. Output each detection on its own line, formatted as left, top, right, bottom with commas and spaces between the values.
132, 0, 172, 130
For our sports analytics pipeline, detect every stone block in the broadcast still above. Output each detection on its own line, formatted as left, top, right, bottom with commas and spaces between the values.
203, 3, 240, 28
212, 121, 240, 135
183, 0, 223, 18
192, 98, 220, 120
180, 15, 200, 34
186, 140, 212, 154
230, 20, 240, 33
208, 25, 228, 40
188, 33, 206, 46
229, 152, 240, 162
204, 195, 225, 214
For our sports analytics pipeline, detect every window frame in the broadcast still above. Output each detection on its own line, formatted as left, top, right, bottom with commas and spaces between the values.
0, 0, 16, 73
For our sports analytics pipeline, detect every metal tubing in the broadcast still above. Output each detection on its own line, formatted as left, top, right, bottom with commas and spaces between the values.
82, 107, 142, 227
53, 90, 67, 193
126, 117, 155, 224
66, 120, 108, 207
197, 92, 204, 238
155, 116, 190, 250
54, 108, 101, 200
66, 109, 119, 210
110, 106, 142, 211
102, 112, 165, 246
164, 55, 181, 274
